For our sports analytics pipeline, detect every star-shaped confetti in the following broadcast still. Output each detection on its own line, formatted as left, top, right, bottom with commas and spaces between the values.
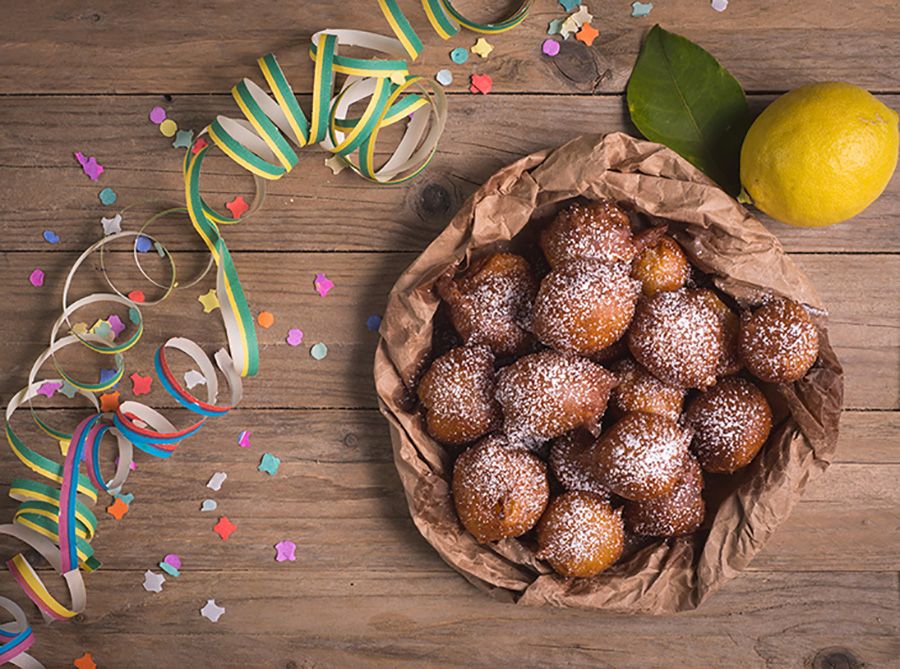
213, 516, 237, 541
73, 651, 97, 669
310, 342, 328, 360
91, 319, 113, 340
286, 328, 304, 346
275, 540, 297, 562
201, 599, 225, 622
143, 570, 165, 593
131, 372, 152, 396
207, 471, 227, 491
560, 16, 580, 39
43, 230, 60, 244
116, 491, 134, 505
99, 187, 117, 206
200, 499, 218, 512
576, 23, 599, 46
226, 195, 249, 219
184, 369, 206, 388
571, 5, 594, 25
173, 128, 194, 149
258, 452, 281, 476
107, 497, 129, 520
101, 214, 122, 236
238, 430, 251, 448
29, 268, 45, 287
74, 151, 104, 181
100, 391, 121, 413
198, 289, 220, 313
470, 73, 493, 95
37, 381, 62, 398
559, 0, 580, 10
192, 137, 208, 154
471, 38, 493, 59
632, 1, 653, 16
257, 311, 275, 329
547, 18, 564, 35
314, 272, 334, 297
324, 154, 347, 175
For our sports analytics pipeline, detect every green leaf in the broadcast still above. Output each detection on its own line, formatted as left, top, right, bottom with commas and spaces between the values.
627, 25, 749, 195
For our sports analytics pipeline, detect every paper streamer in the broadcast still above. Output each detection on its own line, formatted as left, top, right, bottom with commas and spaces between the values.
1, 2, 533, 666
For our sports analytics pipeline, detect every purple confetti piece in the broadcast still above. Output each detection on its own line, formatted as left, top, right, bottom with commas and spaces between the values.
163, 553, 182, 570
74, 151, 104, 181
29, 268, 44, 287
107, 314, 125, 337
542, 39, 561, 57
274, 540, 297, 562
149, 106, 167, 124
314, 272, 334, 297
37, 381, 62, 398
366, 314, 382, 332
238, 430, 251, 448
286, 328, 304, 346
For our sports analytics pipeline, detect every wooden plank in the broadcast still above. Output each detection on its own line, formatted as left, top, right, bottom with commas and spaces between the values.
1, 94, 898, 253
1, 1, 898, 95
0, 570, 894, 668
0, 252, 896, 410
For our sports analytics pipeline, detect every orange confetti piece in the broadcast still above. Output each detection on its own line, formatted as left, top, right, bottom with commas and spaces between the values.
576, 23, 599, 46
99, 391, 120, 413
257, 311, 275, 329
107, 498, 129, 521
73, 652, 97, 669
226, 195, 249, 219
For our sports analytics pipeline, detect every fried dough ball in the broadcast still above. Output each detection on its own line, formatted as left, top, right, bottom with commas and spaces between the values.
697, 290, 743, 377
535, 491, 624, 578
623, 454, 705, 537
609, 358, 686, 421
631, 235, 691, 297
532, 260, 641, 357
437, 252, 538, 357
627, 288, 724, 389
417, 346, 500, 446
591, 412, 692, 501
548, 430, 610, 498
540, 200, 636, 270
739, 298, 819, 383
452, 435, 549, 543
495, 350, 617, 448
684, 376, 773, 473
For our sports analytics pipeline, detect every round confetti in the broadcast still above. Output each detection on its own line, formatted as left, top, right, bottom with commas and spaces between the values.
366, 314, 382, 332
159, 118, 178, 137
286, 328, 304, 346
43, 229, 60, 244
149, 106, 167, 124
542, 39, 561, 57
711, 0, 728, 11
450, 47, 469, 64
435, 69, 453, 87
310, 342, 328, 360
258, 311, 275, 329
98, 187, 117, 205
29, 268, 45, 287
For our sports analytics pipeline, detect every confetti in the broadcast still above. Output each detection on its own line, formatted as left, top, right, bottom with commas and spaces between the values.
286, 328, 304, 346
547, 18, 564, 35
471, 38, 494, 59
99, 391, 120, 413
213, 516, 237, 541
559, 0, 580, 10
73, 651, 97, 669
91, 320, 113, 340
542, 39, 561, 57
711, 0, 728, 11
207, 471, 227, 492
450, 47, 468, 64
238, 430, 251, 448
71, 322, 88, 336
29, 268, 45, 287
135, 235, 153, 253
107, 497, 128, 520
60, 381, 77, 399
101, 214, 122, 235
149, 106, 167, 124
198, 289, 220, 313
226, 195, 249, 219
470, 73, 493, 95
36, 381, 62, 398
324, 154, 347, 175
173, 128, 194, 149
114, 456, 137, 473
99, 187, 117, 206
258, 452, 281, 476
74, 151, 104, 181
58, 439, 70, 456
43, 229, 60, 244
115, 491, 134, 505
200, 599, 225, 623
435, 69, 453, 87
310, 342, 329, 360
274, 540, 297, 562
128, 307, 141, 324
98, 368, 118, 386
142, 570, 165, 593
160, 553, 182, 576
571, 5, 594, 25
314, 272, 334, 297
632, 1, 653, 16
576, 23, 599, 46
128, 290, 145, 303
159, 118, 178, 137
192, 137, 208, 154
184, 369, 206, 388
200, 499, 218, 512
108, 314, 126, 337
131, 372, 152, 396
560, 16, 580, 39
257, 311, 275, 328
366, 314, 382, 332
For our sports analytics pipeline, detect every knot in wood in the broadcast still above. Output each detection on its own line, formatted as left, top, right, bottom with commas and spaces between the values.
812, 647, 862, 669
419, 182, 451, 218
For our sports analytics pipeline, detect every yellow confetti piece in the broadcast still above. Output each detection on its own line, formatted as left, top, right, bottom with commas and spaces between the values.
159, 119, 178, 137
58, 439, 70, 456
71, 322, 88, 335
198, 289, 220, 313
471, 37, 494, 58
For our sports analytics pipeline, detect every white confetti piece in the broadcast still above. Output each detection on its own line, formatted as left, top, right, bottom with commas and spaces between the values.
142, 570, 165, 593
207, 471, 227, 492
200, 599, 225, 622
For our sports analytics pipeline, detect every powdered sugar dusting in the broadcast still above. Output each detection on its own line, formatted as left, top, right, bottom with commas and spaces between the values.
624, 454, 704, 536
549, 431, 610, 497
536, 491, 623, 576
540, 200, 636, 269
739, 298, 819, 383
611, 358, 685, 420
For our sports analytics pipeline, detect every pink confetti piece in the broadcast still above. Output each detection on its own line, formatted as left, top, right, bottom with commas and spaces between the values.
286, 328, 304, 346
149, 106, 167, 124
314, 272, 334, 297
74, 151, 105, 181
542, 39, 561, 57
130, 372, 153, 396
469, 73, 493, 95
274, 540, 297, 562
163, 553, 182, 570
29, 268, 45, 287
238, 430, 251, 448
37, 381, 62, 398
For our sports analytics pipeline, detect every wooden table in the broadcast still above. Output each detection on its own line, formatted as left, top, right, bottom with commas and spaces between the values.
0, 1, 897, 667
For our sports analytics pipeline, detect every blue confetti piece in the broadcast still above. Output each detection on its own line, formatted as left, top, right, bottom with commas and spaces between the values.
99, 187, 117, 206
258, 452, 281, 476
547, 18, 564, 36
159, 562, 181, 578
366, 314, 382, 332
559, 0, 580, 11
43, 230, 60, 244
116, 492, 134, 505
172, 128, 194, 149
128, 307, 141, 325
93, 321, 113, 339
59, 381, 77, 399
98, 368, 119, 386
632, 1, 653, 16
135, 235, 153, 253
450, 47, 468, 64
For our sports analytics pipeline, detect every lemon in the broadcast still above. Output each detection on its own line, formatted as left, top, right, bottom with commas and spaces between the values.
740, 82, 898, 227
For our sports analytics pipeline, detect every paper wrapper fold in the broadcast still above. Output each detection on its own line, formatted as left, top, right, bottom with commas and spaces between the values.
374, 132, 843, 613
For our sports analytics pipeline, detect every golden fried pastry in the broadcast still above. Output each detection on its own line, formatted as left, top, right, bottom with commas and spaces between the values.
535, 491, 624, 577
532, 260, 641, 357
437, 252, 538, 357
417, 346, 500, 446
627, 288, 724, 389
631, 234, 690, 297
623, 454, 705, 536
684, 376, 773, 473
452, 435, 549, 543
609, 358, 686, 421
739, 298, 819, 383
540, 200, 636, 269
697, 290, 743, 377
495, 350, 617, 448
548, 430, 609, 498
591, 412, 692, 501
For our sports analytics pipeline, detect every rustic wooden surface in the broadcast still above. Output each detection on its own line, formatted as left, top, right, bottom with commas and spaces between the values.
0, 1, 897, 667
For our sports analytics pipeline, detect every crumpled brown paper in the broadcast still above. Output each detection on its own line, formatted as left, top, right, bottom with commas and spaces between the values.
373, 132, 844, 612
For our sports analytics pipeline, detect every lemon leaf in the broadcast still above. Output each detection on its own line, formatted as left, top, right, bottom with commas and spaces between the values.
627, 25, 749, 195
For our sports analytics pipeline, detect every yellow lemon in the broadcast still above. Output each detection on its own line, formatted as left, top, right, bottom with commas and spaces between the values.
740, 82, 898, 227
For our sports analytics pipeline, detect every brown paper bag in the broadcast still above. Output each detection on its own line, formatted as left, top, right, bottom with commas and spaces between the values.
373, 132, 843, 612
